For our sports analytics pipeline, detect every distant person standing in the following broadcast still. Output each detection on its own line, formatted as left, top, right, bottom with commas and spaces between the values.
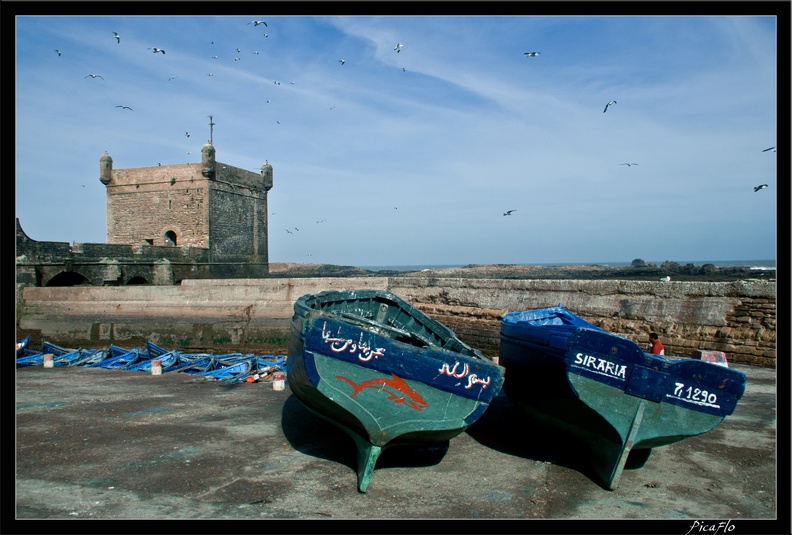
649, 332, 665, 355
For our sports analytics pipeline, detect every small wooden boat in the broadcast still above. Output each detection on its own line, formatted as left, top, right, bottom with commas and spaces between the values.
499, 305, 747, 490
41, 340, 86, 366
16, 336, 32, 358
169, 354, 215, 374
16, 337, 43, 367
287, 289, 505, 492
126, 350, 179, 372
145, 339, 172, 359
90, 346, 141, 369
72, 348, 110, 367
200, 358, 253, 381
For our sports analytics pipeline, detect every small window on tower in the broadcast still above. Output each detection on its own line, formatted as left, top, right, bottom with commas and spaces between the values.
168, 200, 172, 210
164, 231, 177, 246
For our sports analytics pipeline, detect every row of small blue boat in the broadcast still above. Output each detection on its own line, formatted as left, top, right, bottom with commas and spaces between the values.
15, 337, 286, 383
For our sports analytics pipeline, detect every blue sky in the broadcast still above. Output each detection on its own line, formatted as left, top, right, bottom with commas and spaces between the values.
14, 10, 782, 267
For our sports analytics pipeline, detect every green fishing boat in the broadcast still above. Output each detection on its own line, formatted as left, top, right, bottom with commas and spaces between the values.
286, 289, 505, 492
499, 305, 747, 489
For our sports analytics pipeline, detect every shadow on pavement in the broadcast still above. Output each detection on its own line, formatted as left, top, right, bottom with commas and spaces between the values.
280, 394, 449, 474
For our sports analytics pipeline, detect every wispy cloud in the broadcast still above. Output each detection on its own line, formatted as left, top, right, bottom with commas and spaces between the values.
15, 13, 779, 266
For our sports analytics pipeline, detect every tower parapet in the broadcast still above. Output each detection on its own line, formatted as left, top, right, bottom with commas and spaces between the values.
201, 142, 216, 179
99, 151, 113, 185
260, 160, 273, 191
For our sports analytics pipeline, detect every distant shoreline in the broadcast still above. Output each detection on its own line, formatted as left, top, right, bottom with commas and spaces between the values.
359, 260, 777, 272
268, 261, 776, 282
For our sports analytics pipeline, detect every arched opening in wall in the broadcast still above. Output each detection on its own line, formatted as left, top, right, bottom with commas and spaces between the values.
127, 276, 149, 285
164, 230, 177, 246
46, 271, 90, 287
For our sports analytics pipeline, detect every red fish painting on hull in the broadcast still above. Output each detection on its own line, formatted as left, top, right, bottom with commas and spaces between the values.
336, 373, 428, 411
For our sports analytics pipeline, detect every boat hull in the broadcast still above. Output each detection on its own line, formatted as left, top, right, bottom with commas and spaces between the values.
499, 307, 746, 489
287, 290, 504, 491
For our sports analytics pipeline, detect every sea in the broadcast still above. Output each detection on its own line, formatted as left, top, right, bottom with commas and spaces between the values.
360, 260, 777, 273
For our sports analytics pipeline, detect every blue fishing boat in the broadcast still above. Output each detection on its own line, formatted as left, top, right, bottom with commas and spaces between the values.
145, 339, 172, 359
72, 348, 110, 367
16, 340, 81, 367
287, 289, 505, 492
16, 337, 43, 367
41, 340, 86, 366
126, 350, 179, 372
169, 353, 215, 374
200, 358, 253, 381
16, 336, 32, 358
499, 305, 747, 490
90, 346, 141, 369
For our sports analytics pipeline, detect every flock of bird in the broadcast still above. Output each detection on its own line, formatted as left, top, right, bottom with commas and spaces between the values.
518, 53, 773, 198
51, 20, 774, 239
68, 20, 412, 137
59, 20, 295, 151
754, 148, 775, 191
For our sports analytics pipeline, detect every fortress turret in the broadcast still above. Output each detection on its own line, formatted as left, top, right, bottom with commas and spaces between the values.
260, 160, 273, 191
201, 142, 216, 179
99, 151, 113, 185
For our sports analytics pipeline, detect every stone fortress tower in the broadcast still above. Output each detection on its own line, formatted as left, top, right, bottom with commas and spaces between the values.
100, 142, 273, 271
16, 124, 275, 287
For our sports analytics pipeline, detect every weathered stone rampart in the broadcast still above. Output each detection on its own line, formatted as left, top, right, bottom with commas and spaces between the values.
16, 277, 777, 367
389, 277, 777, 368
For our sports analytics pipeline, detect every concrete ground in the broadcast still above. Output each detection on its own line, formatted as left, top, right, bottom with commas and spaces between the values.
12, 362, 785, 533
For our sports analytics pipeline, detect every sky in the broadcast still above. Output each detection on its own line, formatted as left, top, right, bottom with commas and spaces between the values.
13, 7, 784, 268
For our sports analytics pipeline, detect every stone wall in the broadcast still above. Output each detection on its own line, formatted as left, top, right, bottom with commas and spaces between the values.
16, 214, 270, 287
389, 277, 777, 367
106, 163, 210, 247
16, 277, 777, 368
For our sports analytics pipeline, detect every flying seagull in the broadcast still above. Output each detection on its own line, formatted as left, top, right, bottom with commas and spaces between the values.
85, 74, 104, 79
185, 132, 190, 138
338, 59, 346, 65
394, 43, 404, 53
249, 20, 267, 27
115, 105, 133, 110
603, 100, 617, 113
55, 49, 62, 56
113, 32, 120, 43
754, 184, 768, 192
762, 146, 776, 152
148, 47, 165, 54
503, 210, 516, 216
620, 163, 639, 167
524, 51, 541, 57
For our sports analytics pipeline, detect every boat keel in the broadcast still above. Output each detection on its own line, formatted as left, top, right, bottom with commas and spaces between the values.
603, 400, 646, 490
348, 432, 383, 493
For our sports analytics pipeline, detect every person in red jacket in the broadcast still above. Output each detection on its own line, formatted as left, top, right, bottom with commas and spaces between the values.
649, 332, 665, 355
